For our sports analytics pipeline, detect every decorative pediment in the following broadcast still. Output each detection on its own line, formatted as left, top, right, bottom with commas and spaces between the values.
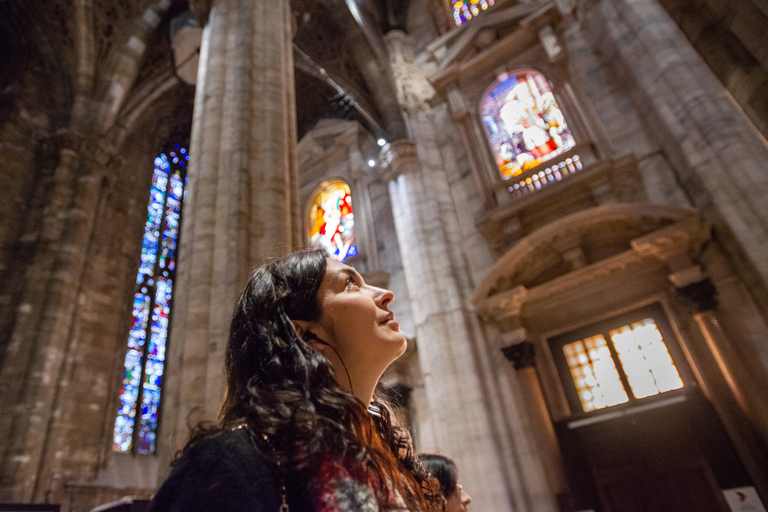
472, 203, 706, 307
427, 2, 560, 88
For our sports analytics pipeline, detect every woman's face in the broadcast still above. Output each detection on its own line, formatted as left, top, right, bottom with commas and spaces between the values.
445, 484, 472, 512
305, 258, 407, 391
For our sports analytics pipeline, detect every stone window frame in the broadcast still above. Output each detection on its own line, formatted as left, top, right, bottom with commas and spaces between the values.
547, 302, 693, 419
477, 66, 579, 183
429, 10, 603, 210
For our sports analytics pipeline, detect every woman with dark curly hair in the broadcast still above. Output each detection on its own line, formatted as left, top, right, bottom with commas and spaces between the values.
149, 249, 440, 512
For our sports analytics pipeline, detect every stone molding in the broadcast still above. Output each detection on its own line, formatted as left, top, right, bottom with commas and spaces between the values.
477, 285, 528, 321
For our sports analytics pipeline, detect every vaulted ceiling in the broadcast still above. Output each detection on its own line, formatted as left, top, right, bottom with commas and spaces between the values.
0, 0, 452, 145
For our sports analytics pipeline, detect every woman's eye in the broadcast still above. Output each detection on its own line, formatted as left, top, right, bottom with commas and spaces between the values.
346, 277, 359, 289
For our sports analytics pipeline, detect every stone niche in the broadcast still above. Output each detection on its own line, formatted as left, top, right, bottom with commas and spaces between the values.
471, 202, 710, 420
426, 1, 606, 220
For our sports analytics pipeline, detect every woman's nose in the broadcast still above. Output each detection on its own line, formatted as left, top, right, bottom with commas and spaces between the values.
461, 490, 472, 505
372, 286, 394, 307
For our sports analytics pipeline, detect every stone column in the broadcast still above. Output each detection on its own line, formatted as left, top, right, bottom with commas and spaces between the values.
669, 268, 768, 500
0, 133, 115, 501
382, 139, 512, 512
671, 268, 768, 445
381, 30, 514, 508
501, 340, 565, 511
158, 0, 299, 473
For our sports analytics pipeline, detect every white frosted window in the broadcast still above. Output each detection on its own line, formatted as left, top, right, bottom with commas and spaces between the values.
609, 319, 684, 399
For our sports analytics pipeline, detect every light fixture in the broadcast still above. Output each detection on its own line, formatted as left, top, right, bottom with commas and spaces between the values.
368, 159, 376, 167
377, 138, 386, 147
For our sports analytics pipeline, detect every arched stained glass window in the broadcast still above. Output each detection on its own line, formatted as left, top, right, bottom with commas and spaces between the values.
307, 180, 357, 262
113, 145, 189, 455
481, 70, 576, 179
452, 0, 495, 25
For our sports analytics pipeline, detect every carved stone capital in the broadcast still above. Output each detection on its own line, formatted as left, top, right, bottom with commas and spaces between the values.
676, 278, 718, 312
502, 341, 536, 370
379, 139, 418, 182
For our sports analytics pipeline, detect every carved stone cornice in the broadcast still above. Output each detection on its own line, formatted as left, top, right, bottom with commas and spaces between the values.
472, 203, 698, 305
476, 285, 528, 322
525, 249, 644, 305
630, 215, 709, 271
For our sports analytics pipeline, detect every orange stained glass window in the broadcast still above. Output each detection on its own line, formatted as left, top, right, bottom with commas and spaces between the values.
563, 335, 629, 412
609, 319, 684, 399
307, 181, 357, 262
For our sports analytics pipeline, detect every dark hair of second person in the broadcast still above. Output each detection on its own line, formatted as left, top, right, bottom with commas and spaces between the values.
418, 454, 472, 512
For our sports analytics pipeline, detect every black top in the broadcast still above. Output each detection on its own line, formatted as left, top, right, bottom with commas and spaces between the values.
148, 428, 312, 512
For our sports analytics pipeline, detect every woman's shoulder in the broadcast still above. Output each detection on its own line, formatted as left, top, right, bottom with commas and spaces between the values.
149, 428, 280, 512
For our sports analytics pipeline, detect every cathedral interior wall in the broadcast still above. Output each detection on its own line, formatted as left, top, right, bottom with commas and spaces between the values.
2, 0, 768, 509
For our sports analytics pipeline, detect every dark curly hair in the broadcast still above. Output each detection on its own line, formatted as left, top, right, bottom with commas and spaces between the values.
183, 248, 439, 510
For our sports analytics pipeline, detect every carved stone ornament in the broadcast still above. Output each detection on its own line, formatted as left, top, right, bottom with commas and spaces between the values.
472, 203, 701, 305
630, 215, 709, 269
476, 285, 528, 321
385, 31, 436, 111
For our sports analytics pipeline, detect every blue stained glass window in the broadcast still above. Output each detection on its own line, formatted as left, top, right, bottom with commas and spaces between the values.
114, 146, 189, 454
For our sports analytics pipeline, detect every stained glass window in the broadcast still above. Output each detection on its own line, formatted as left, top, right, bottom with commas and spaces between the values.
307, 180, 357, 262
452, 0, 495, 25
481, 70, 575, 179
114, 145, 189, 455
562, 318, 684, 413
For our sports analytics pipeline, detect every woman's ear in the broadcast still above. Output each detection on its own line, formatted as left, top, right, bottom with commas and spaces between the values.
291, 320, 324, 352
291, 320, 310, 340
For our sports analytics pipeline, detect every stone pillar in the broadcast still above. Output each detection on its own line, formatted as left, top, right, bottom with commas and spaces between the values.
0, 133, 115, 501
671, 268, 768, 445
382, 139, 512, 512
158, 0, 299, 473
381, 30, 514, 509
668, 268, 768, 500
501, 340, 565, 511
584, 0, 768, 313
